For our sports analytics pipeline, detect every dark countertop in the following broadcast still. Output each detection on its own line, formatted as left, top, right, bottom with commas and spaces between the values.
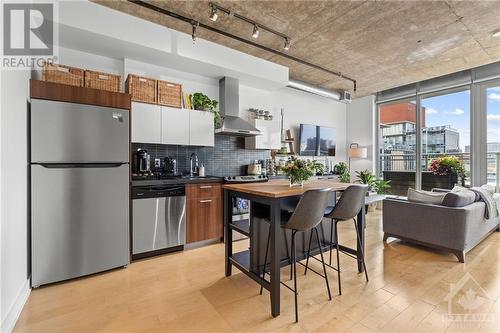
132, 176, 223, 187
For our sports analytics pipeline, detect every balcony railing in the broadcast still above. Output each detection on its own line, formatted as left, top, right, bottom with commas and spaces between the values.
379, 152, 499, 189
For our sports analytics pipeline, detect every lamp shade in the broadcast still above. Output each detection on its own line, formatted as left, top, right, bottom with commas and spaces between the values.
349, 147, 367, 158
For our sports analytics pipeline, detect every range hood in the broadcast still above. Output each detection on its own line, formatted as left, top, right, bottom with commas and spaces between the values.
215, 77, 261, 137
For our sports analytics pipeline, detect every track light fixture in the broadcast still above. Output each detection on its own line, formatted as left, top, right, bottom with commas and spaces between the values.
191, 21, 198, 42
252, 25, 259, 39
209, 4, 218, 22
284, 38, 290, 51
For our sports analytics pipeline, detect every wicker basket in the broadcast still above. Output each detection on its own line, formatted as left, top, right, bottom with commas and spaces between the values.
42, 63, 84, 87
126, 74, 157, 104
157, 80, 182, 108
84, 70, 121, 92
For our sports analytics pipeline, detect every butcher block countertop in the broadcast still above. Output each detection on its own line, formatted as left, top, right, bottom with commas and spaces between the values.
222, 179, 353, 198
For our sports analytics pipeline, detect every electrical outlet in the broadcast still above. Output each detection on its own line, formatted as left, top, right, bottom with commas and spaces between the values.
154, 159, 161, 168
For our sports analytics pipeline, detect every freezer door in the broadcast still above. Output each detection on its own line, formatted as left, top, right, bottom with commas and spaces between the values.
31, 164, 129, 286
132, 196, 186, 255
30, 99, 129, 163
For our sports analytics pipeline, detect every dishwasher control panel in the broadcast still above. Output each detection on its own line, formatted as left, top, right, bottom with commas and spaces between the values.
132, 185, 185, 199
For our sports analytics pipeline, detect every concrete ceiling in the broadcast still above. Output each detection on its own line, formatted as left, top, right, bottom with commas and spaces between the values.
93, 0, 500, 97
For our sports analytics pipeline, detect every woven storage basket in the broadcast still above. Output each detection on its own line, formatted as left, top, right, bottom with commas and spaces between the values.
126, 74, 157, 104
85, 70, 121, 92
42, 63, 84, 87
157, 80, 182, 108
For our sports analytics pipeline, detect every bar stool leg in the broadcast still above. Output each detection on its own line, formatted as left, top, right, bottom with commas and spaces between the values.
259, 229, 271, 295
334, 221, 342, 295
314, 227, 332, 300
353, 218, 369, 282
329, 218, 334, 266
291, 230, 298, 323
303, 229, 314, 275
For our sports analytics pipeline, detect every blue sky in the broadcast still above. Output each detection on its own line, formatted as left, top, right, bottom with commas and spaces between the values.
421, 87, 500, 151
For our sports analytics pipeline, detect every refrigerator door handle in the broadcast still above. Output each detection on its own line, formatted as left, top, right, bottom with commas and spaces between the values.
36, 163, 127, 168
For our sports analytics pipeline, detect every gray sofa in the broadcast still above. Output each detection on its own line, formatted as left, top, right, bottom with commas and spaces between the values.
383, 196, 499, 262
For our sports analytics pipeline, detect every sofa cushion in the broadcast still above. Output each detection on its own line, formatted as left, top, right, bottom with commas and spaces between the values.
407, 188, 446, 205
452, 185, 480, 201
442, 190, 477, 207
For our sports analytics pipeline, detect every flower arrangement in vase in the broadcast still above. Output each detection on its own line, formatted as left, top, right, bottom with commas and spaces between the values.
279, 157, 324, 187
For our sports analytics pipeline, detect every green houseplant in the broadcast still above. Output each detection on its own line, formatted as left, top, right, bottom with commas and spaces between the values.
339, 172, 351, 183
191, 92, 221, 128
333, 162, 348, 175
372, 179, 391, 194
279, 157, 324, 187
355, 170, 375, 185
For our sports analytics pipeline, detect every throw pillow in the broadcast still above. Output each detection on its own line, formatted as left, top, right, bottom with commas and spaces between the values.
442, 190, 477, 207
452, 185, 480, 201
407, 188, 446, 205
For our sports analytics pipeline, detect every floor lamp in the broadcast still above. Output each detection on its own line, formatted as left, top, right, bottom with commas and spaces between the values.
348, 143, 368, 175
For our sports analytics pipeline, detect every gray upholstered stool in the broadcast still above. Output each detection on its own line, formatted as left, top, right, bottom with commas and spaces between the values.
260, 188, 332, 322
316, 184, 369, 295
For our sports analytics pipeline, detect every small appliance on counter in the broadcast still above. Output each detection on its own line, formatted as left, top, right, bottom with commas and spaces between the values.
247, 160, 262, 175
163, 157, 177, 176
133, 148, 150, 175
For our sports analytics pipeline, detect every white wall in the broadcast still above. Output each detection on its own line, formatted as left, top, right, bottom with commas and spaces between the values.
0, 70, 31, 333
239, 85, 348, 164
346, 95, 376, 178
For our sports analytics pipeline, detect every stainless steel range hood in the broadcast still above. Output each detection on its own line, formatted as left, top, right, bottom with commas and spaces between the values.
215, 77, 261, 137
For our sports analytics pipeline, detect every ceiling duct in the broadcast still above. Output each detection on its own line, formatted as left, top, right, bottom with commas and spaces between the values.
287, 79, 344, 101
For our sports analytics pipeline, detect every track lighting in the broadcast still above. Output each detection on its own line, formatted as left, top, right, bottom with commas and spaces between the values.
191, 22, 198, 42
284, 38, 290, 51
252, 24, 259, 38
209, 5, 218, 22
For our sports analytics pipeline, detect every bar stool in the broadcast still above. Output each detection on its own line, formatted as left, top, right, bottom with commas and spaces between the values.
259, 188, 332, 322
311, 184, 369, 296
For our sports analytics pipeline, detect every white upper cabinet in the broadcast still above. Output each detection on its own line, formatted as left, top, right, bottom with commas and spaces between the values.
131, 102, 215, 146
245, 119, 281, 150
131, 102, 161, 144
189, 110, 214, 147
161, 106, 190, 145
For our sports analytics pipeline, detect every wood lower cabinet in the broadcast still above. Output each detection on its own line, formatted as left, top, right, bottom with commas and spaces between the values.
186, 183, 223, 243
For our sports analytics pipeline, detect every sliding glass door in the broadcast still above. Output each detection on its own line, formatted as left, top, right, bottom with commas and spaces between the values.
485, 83, 500, 189
378, 99, 418, 195
419, 89, 471, 189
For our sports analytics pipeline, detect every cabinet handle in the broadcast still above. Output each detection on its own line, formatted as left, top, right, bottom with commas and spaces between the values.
199, 199, 212, 203
199, 185, 212, 189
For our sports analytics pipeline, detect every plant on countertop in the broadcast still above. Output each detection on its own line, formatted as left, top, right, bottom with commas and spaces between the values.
428, 156, 466, 177
279, 157, 324, 187
333, 162, 348, 175
372, 179, 391, 194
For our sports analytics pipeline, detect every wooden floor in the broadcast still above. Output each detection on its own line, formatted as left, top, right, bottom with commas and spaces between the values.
15, 211, 500, 333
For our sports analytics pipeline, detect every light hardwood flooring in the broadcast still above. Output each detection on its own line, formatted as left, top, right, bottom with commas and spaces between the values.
15, 211, 500, 333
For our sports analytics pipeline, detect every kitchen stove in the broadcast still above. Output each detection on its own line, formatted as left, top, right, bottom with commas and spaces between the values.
224, 175, 269, 183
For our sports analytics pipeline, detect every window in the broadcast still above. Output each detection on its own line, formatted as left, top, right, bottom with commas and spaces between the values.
486, 85, 500, 187
420, 89, 471, 188
378, 100, 417, 195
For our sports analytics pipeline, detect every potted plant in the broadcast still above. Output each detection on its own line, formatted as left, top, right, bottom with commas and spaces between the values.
279, 157, 324, 187
191, 92, 221, 127
339, 172, 350, 183
428, 156, 466, 187
372, 179, 391, 194
355, 169, 376, 191
332, 162, 348, 175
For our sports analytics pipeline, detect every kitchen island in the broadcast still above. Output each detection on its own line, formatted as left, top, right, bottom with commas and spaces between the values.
223, 179, 365, 318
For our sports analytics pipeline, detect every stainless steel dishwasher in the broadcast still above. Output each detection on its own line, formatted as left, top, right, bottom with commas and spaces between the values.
132, 185, 186, 258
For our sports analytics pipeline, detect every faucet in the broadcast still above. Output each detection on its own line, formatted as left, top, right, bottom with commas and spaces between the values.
190, 153, 199, 177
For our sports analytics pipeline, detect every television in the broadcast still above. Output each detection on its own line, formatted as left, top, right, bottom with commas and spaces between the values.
299, 124, 318, 156
319, 126, 336, 156
299, 124, 336, 156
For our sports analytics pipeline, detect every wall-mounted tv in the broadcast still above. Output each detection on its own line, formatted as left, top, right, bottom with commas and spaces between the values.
299, 124, 336, 156
299, 124, 318, 156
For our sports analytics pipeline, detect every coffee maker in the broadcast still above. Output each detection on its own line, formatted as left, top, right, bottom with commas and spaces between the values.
133, 148, 150, 175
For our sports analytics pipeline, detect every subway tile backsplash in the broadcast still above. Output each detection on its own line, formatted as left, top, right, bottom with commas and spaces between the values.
132, 136, 271, 177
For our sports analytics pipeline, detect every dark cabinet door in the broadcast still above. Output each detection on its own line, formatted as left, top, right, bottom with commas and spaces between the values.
186, 196, 222, 243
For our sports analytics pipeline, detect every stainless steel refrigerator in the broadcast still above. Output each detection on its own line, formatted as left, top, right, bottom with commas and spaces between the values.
30, 99, 130, 287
